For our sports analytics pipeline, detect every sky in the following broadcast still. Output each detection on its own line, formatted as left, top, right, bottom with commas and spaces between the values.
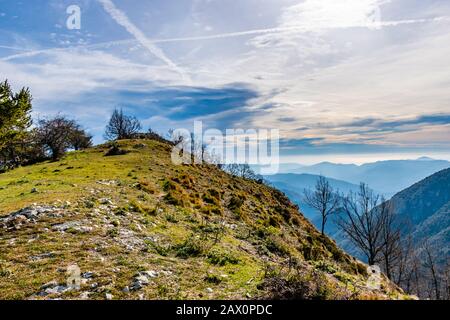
1, 0, 450, 164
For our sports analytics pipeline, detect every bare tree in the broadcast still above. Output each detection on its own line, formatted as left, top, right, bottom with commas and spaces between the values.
70, 127, 93, 150
398, 248, 423, 297
225, 163, 240, 176
190, 133, 207, 163
337, 183, 389, 265
225, 163, 257, 180
445, 259, 450, 300
423, 240, 441, 300
391, 234, 414, 287
379, 201, 402, 280
105, 108, 142, 140
35, 116, 78, 161
403, 250, 420, 295
302, 175, 340, 235
168, 128, 184, 145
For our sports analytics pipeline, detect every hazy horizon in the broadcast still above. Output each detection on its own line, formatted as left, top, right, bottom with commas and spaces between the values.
279, 152, 450, 166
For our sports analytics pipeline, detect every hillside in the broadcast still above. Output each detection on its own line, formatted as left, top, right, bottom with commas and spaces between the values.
386, 168, 450, 262
291, 159, 450, 196
0, 139, 406, 300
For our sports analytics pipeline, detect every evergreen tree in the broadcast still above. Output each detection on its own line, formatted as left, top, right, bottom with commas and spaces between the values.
0, 80, 33, 170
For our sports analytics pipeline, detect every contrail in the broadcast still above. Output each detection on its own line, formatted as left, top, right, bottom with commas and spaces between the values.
151, 16, 450, 43
0, 45, 32, 51
0, 41, 139, 62
96, 0, 189, 80
2, 16, 449, 62
1, 48, 68, 61
0, 39, 138, 62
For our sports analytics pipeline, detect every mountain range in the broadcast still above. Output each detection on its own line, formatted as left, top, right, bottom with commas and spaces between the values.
280, 158, 450, 197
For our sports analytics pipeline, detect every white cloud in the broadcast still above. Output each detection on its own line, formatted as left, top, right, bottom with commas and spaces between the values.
0, 48, 180, 102
280, 0, 387, 30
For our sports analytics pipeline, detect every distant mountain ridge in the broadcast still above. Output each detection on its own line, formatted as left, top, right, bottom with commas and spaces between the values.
265, 173, 364, 195
285, 158, 450, 196
386, 168, 450, 262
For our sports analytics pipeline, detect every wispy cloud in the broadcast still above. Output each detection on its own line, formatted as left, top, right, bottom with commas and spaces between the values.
96, 0, 189, 81
3, 9, 447, 62
149, 17, 449, 42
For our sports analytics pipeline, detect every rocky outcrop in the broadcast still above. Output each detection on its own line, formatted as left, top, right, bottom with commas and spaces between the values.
0, 205, 65, 230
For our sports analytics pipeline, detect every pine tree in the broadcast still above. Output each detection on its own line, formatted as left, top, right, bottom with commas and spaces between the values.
0, 80, 33, 170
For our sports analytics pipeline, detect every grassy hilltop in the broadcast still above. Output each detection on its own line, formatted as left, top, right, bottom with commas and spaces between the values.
0, 139, 408, 300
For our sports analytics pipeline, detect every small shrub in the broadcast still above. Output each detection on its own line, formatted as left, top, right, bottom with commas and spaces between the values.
165, 213, 179, 223
268, 215, 282, 228
313, 260, 339, 274
107, 228, 119, 238
228, 193, 246, 218
128, 199, 154, 215
114, 207, 128, 216
202, 193, 220, 206
290, 216, 302, 226
208, 188, 221, 198
334, 272, 354, 285
175, 236, 205, 259
133, 143, 146, 149
162, 179, 178, 191
260, 270, 341, 300
164, 191, 188, 207
273, 205, 292, 222
356, 263, 368, 277
228, 194, 245, 212
84, 200, 95, 209
198, 222, 225, 244
204, 274, 222, 285
112, 220, 120, 227
207, 249, 240, 266
146, 240, 171, 257
0, 267, 12, 278
318, 235, 347, 263
254, 226, 278, 239
200, 204, 223, 216
264, 237, 290, 257
300, 243, 327, 261
105, 143, 129, 156
134, 180, 155, 194
157, 284, 169, 297
172, 174, 195, 188
163, 179, 189, 207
